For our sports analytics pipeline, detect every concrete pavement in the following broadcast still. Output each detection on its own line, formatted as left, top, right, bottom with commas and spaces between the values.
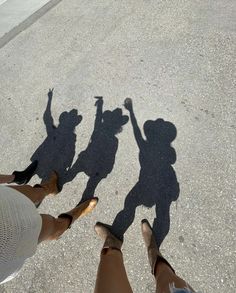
0, 0, 235, 292
0, 0, 63, 49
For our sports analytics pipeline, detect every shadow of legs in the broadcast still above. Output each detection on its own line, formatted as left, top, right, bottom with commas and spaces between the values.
61, 159, 83, 186
80, 175, 102, 202
153, 199, 171, 248
112, 186, 141, 239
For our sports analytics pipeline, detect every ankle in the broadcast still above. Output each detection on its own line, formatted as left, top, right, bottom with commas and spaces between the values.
57, 217, 72, 231
6, 174, 15, 184
155, 261, 175, 278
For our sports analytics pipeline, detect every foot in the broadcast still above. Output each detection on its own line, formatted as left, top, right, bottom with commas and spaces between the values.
58, 197, 98, 228
12, 160, 38, 185
141, 219, 175, 275
75, 197, 98, 218
94, 222, 123, 250
40, 171, 59, 195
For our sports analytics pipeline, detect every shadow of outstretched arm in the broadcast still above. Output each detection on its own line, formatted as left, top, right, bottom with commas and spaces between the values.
124, 98, 145, 150
93, 96, 103, 134
43, 89, 56, 135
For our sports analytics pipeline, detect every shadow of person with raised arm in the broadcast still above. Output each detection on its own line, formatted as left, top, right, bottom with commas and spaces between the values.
112, 98, 179, 247
31, 89, 82, 189
65, 96, 129, 202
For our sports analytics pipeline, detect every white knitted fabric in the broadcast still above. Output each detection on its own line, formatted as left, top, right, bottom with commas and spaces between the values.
0, 185, 42, 284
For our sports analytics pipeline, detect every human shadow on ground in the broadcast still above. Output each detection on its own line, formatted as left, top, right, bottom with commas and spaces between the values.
65, 96, 129, 202
111, 98, 180, 247
31, 89, 82, 190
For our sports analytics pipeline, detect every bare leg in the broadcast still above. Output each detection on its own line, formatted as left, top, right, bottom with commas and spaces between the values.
141, 219, 195, 293
8, 185, 47, 204
0, 174, 14, 184
8, 171, 59, 204
38, 198, 98, 242
38, 214, 71, 242
155, 263, 195, 293
0, 161, 38, 184
94, 222, 133, 293
95, 248, 133, 293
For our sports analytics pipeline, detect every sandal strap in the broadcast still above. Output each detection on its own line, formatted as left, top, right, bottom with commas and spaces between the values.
58, 213, 73, 229
101, 247, 122, 255
153, 255, 175, 275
